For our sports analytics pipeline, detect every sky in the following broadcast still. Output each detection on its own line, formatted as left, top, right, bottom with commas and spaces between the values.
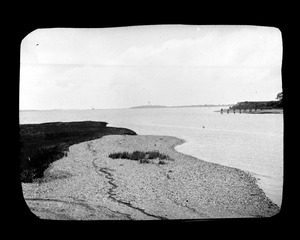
20, 25, 282, 110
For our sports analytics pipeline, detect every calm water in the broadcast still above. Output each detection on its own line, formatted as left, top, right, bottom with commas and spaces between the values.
19, 107, 283, 206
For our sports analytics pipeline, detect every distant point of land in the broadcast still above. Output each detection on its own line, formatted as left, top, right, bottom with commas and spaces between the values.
216, 100, 283, 114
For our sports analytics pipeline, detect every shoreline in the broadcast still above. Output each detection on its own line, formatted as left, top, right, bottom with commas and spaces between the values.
174, 138, 282, 207
215, 108, 283, 114
22, 134, 280, 220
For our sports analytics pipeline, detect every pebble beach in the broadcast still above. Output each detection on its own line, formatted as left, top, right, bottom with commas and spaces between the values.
22, 134, 280, 220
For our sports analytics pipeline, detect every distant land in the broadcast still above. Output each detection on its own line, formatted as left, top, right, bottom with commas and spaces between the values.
230, 101, 283, 110
215, 100, 283, 114
130, 104, 233, 109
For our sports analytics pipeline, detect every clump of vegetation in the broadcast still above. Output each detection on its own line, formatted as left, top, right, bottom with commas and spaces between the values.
158, 160, 167, 165
109, 150, 173, 164
139, 158, 150, 164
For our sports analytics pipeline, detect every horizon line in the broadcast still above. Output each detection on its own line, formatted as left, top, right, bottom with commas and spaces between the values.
19, 103, 235, 111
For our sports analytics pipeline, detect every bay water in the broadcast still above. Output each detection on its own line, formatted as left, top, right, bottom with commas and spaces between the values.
19, 107, 283, 206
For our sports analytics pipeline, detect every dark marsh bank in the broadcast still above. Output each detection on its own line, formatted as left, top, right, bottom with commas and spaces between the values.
19, 121, 137, 183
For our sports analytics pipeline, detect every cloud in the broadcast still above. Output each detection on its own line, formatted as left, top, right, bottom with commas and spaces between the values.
20, 26, 282, 109
112, 26, 282, 68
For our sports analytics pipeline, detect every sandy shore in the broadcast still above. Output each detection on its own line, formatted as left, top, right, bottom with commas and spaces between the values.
22, 135, 280, 220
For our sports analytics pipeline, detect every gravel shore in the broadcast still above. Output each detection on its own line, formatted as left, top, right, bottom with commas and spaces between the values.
22, 134, 280, 220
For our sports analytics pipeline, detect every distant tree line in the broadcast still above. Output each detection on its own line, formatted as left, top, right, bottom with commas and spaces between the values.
231, 92, 283, 110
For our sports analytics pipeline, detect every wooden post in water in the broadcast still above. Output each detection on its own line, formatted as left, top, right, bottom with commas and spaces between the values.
220, 108, 223, 114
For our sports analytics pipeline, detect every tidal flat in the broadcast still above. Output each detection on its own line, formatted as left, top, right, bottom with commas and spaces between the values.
22, 133, 280, 220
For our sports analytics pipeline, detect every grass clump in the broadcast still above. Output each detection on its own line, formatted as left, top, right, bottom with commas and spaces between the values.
109, 150, 173, 164
139, 158, 150, 164
158, 160, 167, 165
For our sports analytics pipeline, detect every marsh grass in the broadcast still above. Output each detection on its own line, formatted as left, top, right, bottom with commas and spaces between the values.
109, 151, 173, 164
20, 121, 137, 183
